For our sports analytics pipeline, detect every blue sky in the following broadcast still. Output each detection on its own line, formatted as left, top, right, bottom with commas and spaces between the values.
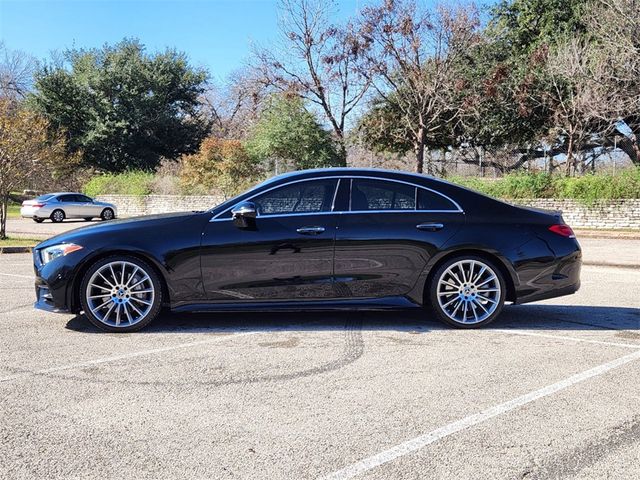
0, 0, 368, 81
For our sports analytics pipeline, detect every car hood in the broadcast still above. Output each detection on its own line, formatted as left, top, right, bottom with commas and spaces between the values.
36, 211, 204, 249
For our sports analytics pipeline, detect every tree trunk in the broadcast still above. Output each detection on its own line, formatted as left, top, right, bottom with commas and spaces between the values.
414, 128, 425, 174
336, 138, 348, 167
0, 194, 8, 240
565, 134, 575, 176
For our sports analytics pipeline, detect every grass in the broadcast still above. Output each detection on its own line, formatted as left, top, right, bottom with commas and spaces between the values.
0, 237, 40, 247
7, 204, 21, 219
84, 171, 155, 196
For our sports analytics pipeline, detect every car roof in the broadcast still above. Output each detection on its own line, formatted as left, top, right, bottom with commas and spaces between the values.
47, 192, 87, 196
261, 167, 435, 186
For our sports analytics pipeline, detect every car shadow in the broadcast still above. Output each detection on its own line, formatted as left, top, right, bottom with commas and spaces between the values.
64, 304, 640, 334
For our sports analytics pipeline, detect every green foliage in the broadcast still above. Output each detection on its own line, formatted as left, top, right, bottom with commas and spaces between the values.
83, 171, 154, 196
246, 95, 342, 170
30, 38, 210, 172
449, 168, 640, 202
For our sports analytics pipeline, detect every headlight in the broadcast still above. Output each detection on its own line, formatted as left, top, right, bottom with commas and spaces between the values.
40, 243, 83, 265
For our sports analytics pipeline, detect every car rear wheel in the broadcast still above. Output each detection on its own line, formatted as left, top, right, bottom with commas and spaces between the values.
100, 208, 115, 221
80, 256, 162, 332
33, 218, 44, 223
429, 255, 505, 328
50, 209, 65, 223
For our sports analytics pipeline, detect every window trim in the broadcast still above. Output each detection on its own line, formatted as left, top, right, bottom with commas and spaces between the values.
210, 175, 463, 222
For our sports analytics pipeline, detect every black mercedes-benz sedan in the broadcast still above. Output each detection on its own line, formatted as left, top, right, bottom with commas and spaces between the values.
32, 168, 581, 332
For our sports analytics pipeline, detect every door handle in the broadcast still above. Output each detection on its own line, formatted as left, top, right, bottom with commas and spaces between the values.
296, 226, 326, 235
416, 222, 444, 232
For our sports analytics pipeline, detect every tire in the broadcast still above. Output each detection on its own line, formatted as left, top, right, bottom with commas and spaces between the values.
80, 255, 163, 333
100, 208, 115, 221
428, 255, 506, 329
33, 218, 44, 223
50, 209, 65, 223
84, 217, 93, 221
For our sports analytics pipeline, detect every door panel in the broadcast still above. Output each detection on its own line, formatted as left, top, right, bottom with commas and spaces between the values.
333, 177, 464, 299
333, 212, 463, 298
200, 214, 337, 301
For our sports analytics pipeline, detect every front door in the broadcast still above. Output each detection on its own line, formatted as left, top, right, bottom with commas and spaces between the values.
200, 178, 339, 302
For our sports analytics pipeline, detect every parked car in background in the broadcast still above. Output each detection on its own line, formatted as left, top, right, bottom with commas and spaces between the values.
21, 193, 117, 223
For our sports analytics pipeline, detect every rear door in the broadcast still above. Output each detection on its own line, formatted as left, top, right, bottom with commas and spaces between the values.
333, 177, 465, 298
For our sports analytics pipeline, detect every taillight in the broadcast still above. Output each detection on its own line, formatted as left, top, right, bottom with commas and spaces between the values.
549, 224, 575, 238
31, 203, 45, 208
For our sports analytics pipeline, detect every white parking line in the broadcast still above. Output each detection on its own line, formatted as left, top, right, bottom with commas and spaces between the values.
0, 330, 259, 383
495, 329, 640, 350
323, 348, 640, 480
0, 272, 33, 279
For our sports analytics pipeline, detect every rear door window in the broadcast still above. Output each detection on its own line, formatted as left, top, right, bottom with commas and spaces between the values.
350, 179, 415, 211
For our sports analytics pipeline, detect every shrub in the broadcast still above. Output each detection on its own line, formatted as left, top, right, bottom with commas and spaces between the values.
180, 137, 263, 199
448, 168, 640, 203
83, 171, 154, 196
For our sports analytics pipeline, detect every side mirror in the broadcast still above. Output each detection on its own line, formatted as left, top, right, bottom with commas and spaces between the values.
231, 201, 257, 229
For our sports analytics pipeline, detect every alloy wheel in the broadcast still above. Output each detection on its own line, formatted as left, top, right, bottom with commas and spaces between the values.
101, 209, 114, 221
51, 210, 65, 223
85, 261, 155, 328
436, 259, 502, 325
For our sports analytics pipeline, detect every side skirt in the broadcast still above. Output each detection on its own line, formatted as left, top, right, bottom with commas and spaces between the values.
171, 296, 422, 313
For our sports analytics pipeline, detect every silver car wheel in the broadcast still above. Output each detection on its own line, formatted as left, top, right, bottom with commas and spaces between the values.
436, 259, 501, 325
85, 261, 155, 328
101, 208, 114, 220
52, 210, 65, 222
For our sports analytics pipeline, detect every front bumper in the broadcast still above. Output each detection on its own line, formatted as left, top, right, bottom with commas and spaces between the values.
33, 249, 76, 314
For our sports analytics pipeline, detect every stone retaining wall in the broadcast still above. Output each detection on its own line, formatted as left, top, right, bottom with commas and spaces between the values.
96, 195, 640, 229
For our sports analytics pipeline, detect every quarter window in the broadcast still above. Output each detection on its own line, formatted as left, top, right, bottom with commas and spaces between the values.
253, 179, 338, 216
350, 179, 415, 211
417, 188, 458, 211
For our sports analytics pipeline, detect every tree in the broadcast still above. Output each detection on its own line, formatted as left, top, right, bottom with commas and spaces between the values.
454, 0, 591, 173
353, 1, 480, 173
0, 100, 76, 238
253, 0, 369, 164
0, 42, 37, 100
30, 39, 210, 172
201, 69, 267, 140
245, 94, 341, 171
180, 138, 262, 199
585, 0, 640, 165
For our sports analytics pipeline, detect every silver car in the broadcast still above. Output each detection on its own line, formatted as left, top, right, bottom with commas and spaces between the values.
21, 193, 117, 223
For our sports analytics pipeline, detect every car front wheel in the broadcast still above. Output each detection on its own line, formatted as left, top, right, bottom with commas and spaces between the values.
429, 255, 505, 328
100, 208, 115, 221
80, 256, 162, 332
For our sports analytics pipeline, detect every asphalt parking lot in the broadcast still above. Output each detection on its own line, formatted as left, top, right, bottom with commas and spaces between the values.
1, 253, 639, 479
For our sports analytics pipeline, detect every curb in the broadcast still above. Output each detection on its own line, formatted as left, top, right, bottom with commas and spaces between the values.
0, 246, 33, 254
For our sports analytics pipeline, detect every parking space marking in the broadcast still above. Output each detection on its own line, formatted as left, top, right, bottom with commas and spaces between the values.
494, 329, 640, 350
323, 348, 640, 480
0, 273, 33, 279
0, 330, 260, 383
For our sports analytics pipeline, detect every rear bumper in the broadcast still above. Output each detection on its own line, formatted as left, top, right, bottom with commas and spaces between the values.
514, 248, 582, 305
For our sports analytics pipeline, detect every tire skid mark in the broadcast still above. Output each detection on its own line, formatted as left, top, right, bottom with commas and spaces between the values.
522, 415, 640, 479
27, 315, 365, 387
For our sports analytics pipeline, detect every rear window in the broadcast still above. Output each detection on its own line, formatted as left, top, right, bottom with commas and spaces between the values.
36, 195, 55, 202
